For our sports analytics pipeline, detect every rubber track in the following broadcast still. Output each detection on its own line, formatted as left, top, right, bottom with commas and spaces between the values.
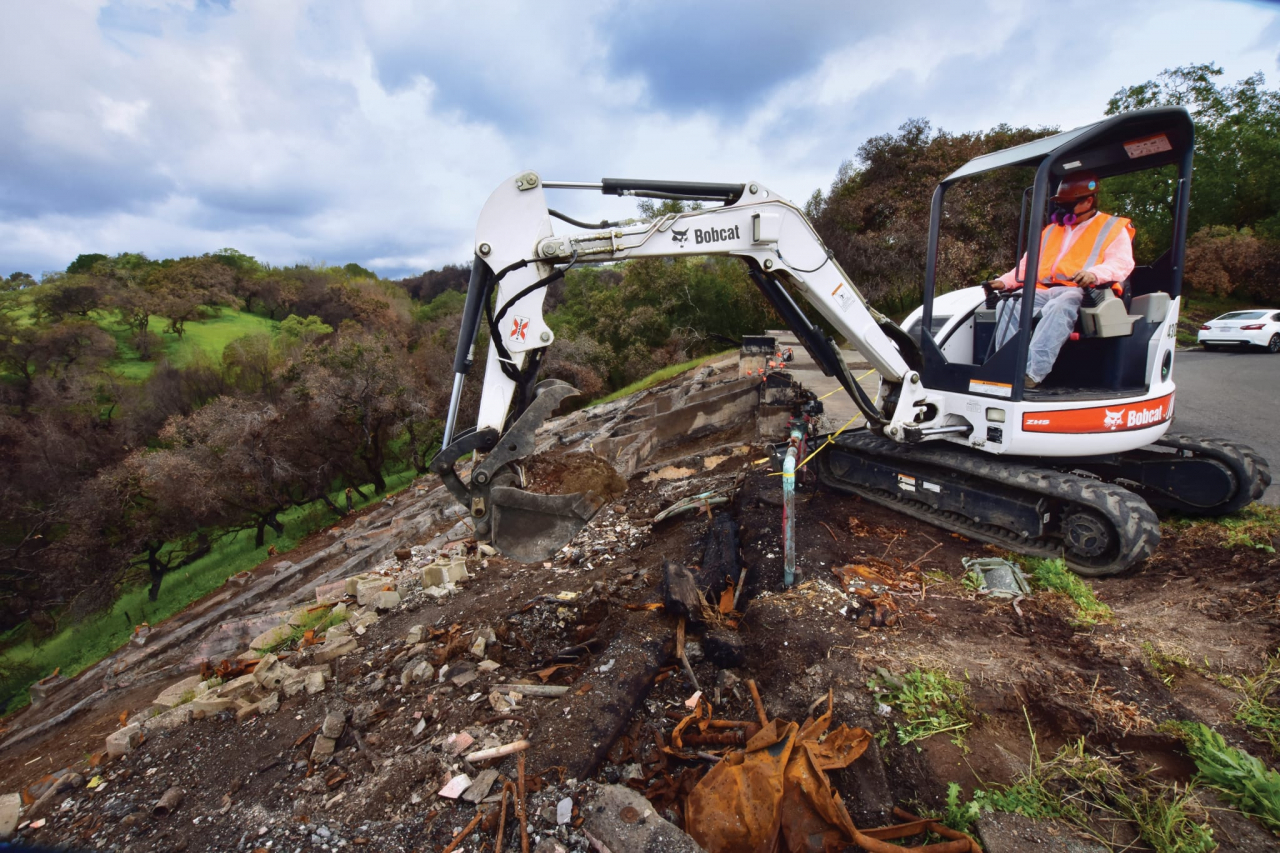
1152, 434, 1273, 513
817, 430, 1161, 577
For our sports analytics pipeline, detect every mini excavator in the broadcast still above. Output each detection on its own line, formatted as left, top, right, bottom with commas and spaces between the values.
431, 107, 1271, 576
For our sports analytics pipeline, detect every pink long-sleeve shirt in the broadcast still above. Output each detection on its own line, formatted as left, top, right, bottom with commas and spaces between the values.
995, 214, 1135, 289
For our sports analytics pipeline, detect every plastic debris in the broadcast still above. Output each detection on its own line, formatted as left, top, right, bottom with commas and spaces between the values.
962, 557, 1031, 599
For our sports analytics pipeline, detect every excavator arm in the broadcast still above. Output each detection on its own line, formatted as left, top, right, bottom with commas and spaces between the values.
432, 172, 945, 561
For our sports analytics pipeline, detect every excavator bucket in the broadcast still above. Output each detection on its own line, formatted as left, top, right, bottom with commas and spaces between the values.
431, 379, 606, 563
489, 485, 603, 563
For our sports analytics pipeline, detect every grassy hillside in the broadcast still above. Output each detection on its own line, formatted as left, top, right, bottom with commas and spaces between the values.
0, 467, 418, 715
99, 310, 278, 380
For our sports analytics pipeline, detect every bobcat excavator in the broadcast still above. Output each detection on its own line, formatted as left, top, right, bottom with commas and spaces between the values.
431, 107, 1271, 576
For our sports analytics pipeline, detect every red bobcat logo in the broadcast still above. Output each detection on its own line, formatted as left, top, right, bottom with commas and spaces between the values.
510, 317, 529, 341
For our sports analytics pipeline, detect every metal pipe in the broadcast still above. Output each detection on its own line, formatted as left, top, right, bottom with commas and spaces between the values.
916, 424, 973, 437
541, 181, 605, 189
441, 372, 466, 448
782, 427, 802, 587
442, 256, 492, 448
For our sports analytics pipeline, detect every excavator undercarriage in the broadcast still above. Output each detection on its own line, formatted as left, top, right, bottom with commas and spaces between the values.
816, 429, 1269, 577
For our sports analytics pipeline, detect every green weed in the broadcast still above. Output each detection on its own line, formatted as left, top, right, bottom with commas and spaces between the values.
1179, 721, 1280, 832
1022, 557, 1113, 626
591, 350, 736, 406
1235, 655, 1280, 757
946, 730, 1215, 851
1144, 641, 1193, 688
871, 668, 971, 747
263, 606, 349, 655
1165, 504, 1280, 553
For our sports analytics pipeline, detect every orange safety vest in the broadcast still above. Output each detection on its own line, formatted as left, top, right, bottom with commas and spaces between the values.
1033, 212, 1135, 289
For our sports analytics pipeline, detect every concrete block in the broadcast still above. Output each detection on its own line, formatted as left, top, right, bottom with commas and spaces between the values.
300, 663, 332, 678
582, 784, 702, 853
422, 557, 463, 587
313, 636, 358, 663
373, 590, 401, 611
321, 711, 346, 739
400, 660, 434, 688
280, 673, 307, 698
344, 573, 374, 596
153, 675, 205, 710
0, 791, 21, 839
236, 691, 279, 722
314, 579, 348, 604
189, 696, 234, 717
105, 725, 142, 759
257, 691, 279, 715
355, 578, 392, 607
249, 623, 294, 652
252, 653, 279, 683
215, 673, 259, 700
311, 735, 337, 760
257, 660, 301, 693
462, 769, 499, 804
303, 671, 327, 695
28, 674, 70, 709
143, 705, 192, 732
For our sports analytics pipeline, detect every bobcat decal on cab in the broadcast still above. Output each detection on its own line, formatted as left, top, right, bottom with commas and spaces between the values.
1104, 409, 1124, 430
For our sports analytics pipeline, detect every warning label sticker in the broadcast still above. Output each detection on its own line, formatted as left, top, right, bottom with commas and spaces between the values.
968, 379, 1013, 398
832, 285, 855, 313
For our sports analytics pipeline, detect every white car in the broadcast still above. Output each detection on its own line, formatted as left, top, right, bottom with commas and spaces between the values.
1197, 309, 1280, 353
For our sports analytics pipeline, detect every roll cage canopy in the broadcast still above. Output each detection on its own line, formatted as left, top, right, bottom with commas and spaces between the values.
920, 107, 1195, 402
942, 106, 1194, 184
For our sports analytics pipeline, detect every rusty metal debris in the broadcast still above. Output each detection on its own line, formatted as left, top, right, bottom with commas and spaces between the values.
151, 787, 184, 818
682, 690, 984, 853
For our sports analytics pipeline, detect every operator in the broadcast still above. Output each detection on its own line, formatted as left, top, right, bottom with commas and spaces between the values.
988, 171, 1135, 388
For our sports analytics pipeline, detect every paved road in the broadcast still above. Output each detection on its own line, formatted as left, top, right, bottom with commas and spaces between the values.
1172, 348, 1280, 505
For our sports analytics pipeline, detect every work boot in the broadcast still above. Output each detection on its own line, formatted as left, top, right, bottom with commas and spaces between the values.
1024, 375, 1040, 389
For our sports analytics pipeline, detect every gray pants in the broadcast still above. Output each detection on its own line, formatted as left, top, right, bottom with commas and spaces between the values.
993, 287, 1084, 383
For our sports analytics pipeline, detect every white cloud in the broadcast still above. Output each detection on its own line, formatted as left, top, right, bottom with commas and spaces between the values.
0, 0, 1276, 278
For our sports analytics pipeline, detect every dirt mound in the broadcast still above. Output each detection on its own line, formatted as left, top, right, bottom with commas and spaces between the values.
526, 450, 627, 502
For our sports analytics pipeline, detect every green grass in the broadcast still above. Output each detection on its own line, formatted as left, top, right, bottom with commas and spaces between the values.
871, 667, 971, 747
1165, 504, 1280, 553
944, 728, 1216, 852
0, 467, 417, 715
262, 606, 349, 655
1022, 557, 1113, 626
1179, 721, 1280, 833
1144, 641, 1193, 688
98, 310, 278, 380
1235, 655, 1280, 758
591, 349, 736, 406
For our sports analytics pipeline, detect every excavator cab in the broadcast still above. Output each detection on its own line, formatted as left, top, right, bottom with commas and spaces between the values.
907, 107, 1195, 402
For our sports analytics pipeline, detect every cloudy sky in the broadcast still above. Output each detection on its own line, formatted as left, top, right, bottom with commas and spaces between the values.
2, 0, 1278, 279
